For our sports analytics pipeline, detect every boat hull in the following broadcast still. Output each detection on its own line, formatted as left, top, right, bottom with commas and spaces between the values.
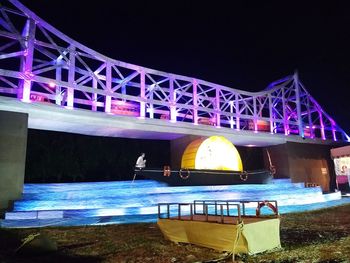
134, 168, 273, 186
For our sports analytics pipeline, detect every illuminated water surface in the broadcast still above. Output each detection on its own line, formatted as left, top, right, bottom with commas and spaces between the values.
1, 179, 349, 228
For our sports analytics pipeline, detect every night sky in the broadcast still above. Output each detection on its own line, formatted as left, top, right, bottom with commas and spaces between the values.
19, 0, 350, 133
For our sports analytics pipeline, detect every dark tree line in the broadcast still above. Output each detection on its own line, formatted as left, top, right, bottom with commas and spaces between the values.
25, 129, 170, 183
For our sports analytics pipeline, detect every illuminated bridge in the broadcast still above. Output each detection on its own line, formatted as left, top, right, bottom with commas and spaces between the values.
0, 0, 349, 147
1, 1, 350, 228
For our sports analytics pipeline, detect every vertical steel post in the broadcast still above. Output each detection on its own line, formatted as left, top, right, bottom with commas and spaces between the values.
319, 111, 326, 140
235, 94, 240, 130
215, 87, 220, 127
230, 101, 234, 129
332, 126, 337, 141
122, 84, 126, 100
169, 76, 176, 122
294, 72, 304, 137
67, 45, 75, 108
19, 18, 36, 102
92, 78, 97, 111
149, 90, 154, 119
193, 79, 198, 124
306, 96, 314, 138
140, 69, 146, 118
55, 58, 62, 105
105, 61, 112, 113
268, 93, 273, 133
253, 96, 258, 132
281, 88, 288, 135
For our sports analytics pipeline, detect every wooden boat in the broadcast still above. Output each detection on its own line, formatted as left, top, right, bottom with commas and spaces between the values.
134, 167, 273, 186
133, 136, 276, 186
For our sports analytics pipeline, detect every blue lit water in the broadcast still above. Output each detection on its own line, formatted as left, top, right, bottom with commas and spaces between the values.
1, 179, 349, 228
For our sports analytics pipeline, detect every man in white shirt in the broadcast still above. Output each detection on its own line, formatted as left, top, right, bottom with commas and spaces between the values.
135, 153, 146, 169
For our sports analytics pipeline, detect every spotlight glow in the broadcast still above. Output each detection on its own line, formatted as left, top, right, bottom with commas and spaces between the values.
181, 136, 243, 171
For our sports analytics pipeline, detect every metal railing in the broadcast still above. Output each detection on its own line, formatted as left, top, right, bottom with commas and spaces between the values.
158, 199, 279, 224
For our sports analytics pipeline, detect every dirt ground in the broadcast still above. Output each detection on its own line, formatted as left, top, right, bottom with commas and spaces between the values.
0, 203, 349, 263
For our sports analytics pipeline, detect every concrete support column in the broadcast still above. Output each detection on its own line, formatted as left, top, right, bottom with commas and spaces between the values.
266, 142, 334, 192
0, 111, 28, 213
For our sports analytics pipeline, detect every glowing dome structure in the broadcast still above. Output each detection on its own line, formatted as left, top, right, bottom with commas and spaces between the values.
181, 136, 243, 171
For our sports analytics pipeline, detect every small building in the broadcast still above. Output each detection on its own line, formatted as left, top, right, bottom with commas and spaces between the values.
331, 145, 350, 193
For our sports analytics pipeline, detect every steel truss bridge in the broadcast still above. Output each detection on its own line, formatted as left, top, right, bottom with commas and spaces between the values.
0, 0, 349, 146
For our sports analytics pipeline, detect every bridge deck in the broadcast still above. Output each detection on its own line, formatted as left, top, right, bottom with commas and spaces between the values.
0, 96, 331, 146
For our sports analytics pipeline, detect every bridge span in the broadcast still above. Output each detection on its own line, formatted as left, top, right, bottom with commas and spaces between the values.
0, 0, 348, 146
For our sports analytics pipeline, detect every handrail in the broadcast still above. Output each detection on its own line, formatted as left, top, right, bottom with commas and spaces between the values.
158, 199, 279, 224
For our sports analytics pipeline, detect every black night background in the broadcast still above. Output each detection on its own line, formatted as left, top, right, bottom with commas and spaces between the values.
18, 1, 350, 182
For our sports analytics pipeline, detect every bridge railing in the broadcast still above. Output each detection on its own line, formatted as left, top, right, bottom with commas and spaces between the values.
0, 0, 348, 142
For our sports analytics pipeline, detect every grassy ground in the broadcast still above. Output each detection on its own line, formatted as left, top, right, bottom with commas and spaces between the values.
0, 203, 349, 263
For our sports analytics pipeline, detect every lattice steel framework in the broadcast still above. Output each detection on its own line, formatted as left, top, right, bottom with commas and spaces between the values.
0, 0, 348, 142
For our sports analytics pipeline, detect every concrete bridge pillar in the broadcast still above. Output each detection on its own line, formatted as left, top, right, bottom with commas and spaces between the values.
266, 142, 336, 192
0, 110, 28, 214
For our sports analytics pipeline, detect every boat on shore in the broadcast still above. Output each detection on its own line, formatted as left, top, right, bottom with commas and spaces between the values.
134, 167, 273, 186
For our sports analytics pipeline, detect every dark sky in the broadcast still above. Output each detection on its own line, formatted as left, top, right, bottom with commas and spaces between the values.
20, 1, 350, 134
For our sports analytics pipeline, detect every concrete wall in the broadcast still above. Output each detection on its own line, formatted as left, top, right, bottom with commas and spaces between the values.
0, 110, 28, 212
266, 144, 290, 179
267, 142, 336, 192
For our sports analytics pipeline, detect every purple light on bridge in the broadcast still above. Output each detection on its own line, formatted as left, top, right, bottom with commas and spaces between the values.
0, 0, 348, 144
330, 119, 338, 141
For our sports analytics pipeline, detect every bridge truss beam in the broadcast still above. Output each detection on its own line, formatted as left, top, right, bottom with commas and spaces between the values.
0, 0, 348, 143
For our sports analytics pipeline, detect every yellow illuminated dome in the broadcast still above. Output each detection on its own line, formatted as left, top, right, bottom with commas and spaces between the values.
181, 136, 243, 171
